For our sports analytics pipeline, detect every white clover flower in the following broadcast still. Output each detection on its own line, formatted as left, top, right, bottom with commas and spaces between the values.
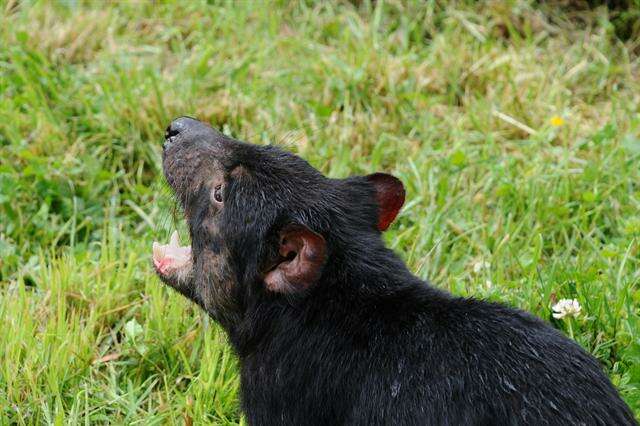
472, 261, 490, 274
552, 299, 582, 319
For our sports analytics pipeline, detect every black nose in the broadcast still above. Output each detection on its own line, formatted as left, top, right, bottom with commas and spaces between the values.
164, 116, 200, 149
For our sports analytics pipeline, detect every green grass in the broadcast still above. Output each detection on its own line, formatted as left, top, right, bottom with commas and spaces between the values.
1, 0, 640, 423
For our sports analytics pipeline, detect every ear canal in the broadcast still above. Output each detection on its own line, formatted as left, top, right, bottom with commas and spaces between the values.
366, 173, 406, 231
264, 225, 326, 293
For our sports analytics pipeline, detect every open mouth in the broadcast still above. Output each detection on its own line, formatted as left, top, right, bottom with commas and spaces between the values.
152, 230, 192, 277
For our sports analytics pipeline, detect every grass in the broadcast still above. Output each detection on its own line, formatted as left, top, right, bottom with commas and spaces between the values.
1, 0, 639, 423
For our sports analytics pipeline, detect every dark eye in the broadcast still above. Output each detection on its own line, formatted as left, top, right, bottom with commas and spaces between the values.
213, 184, 224, 203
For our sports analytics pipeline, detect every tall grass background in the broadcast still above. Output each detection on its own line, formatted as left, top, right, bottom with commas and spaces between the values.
1, 1, 639, 423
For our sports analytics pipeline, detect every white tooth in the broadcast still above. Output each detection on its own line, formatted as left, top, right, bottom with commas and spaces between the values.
152, 241, 164, 261
170, 230, 180, 247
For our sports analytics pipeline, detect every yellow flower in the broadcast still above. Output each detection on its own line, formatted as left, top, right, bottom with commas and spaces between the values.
550, 116, 565, 127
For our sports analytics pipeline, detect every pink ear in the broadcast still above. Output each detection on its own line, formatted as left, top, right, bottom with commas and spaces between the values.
264, 225, 326, 293
366, 173, 405, 231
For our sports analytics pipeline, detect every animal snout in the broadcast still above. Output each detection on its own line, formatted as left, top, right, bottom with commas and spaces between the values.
164, 116, 200, 150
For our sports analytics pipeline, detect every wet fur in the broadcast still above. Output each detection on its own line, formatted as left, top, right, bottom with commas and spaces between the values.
160, 119, 636, 425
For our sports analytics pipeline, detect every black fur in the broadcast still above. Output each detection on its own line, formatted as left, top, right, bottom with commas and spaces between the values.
158, 117, 636, 425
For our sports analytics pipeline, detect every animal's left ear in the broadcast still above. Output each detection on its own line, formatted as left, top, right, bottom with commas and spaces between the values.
264, 224, 326, 293
366, 173, 405, 231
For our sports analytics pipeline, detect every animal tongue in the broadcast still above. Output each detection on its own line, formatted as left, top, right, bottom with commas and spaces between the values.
152, 230, 192, 274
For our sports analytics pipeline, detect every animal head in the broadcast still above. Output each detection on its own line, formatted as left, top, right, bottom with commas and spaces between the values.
154, 117, 405, 327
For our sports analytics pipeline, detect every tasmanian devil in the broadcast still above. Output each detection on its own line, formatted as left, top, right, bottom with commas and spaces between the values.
153, 116, 636, 425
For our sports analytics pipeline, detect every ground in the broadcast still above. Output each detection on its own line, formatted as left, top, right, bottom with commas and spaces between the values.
1, 1, 639, 423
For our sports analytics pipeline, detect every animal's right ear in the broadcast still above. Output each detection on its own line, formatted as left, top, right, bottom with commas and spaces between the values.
366, 173, 405, 231
264, 224, 326, 293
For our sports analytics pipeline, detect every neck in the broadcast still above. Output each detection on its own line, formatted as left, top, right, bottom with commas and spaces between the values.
339, 236, 419, 289
228, 235, 434, 356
